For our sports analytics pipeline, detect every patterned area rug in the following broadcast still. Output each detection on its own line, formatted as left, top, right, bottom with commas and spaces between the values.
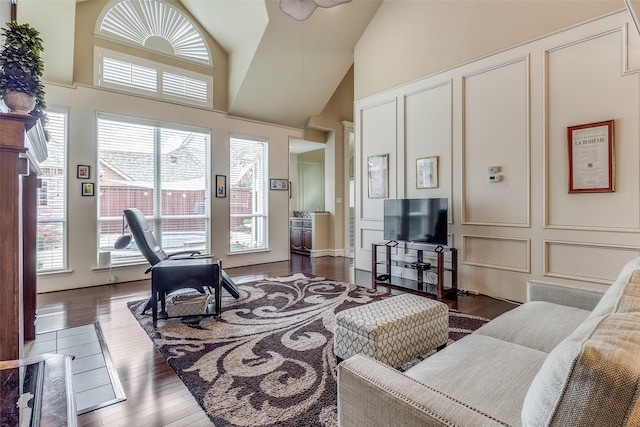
127, 273, 489, 427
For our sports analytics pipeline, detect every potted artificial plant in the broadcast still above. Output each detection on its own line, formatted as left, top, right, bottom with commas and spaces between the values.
0, 21, 45, 117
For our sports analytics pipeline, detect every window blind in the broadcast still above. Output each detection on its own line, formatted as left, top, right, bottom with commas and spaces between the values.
96, 48, 212, 108
37, 111, 67, 272
229, 136, 268, 252
98, 115, 210, 265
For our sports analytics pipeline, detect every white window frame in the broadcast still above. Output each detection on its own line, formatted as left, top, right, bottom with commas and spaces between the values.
94, 47, 213, 109
37, 108, 68, 273
229, 135, 269, 253
97, 113, 211, 265
94, 0, 212, 66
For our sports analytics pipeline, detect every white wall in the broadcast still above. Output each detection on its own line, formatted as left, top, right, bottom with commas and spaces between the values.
0, 0, 10, 27
355, 10, 640, 302
354, 1, 623, 100
38, 83, 301, 293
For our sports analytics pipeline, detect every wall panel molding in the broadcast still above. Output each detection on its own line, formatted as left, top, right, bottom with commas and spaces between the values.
403, 79, 454, 217
358, 99, 397, 222
544, 240, 640, 284
544, 26, 640, 232
354, 10, 640, 298
462, 235, 530, 273
360, 227, 384, 251
461, 56, 530, 227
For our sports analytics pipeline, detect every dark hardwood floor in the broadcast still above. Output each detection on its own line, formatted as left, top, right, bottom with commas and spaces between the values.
33, 254, 517, 427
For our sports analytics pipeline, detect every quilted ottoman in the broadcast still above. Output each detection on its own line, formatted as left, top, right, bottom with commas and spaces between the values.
334, 293, 449, 367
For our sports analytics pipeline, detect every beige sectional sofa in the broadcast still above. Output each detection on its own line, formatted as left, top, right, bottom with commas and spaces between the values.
337, 257, 640, 426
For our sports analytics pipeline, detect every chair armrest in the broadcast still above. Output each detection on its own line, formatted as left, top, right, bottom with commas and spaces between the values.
337, 355, 507, 427
167, 250, 201, 258
526, 280, 604, 311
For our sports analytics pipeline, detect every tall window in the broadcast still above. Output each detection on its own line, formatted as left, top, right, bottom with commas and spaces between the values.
37, 110, 67, 272
98, 115, 210, 264
229, 136, 268, 252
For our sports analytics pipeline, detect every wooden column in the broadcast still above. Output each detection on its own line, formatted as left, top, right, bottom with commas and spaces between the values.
0, 113, 35, 361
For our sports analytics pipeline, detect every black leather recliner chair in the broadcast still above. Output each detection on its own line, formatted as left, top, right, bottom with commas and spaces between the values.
120, 208, 240, 313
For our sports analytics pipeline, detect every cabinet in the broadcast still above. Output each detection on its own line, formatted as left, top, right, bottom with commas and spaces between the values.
290, 212, 329, 256
290, 218, 312, 254
371, 242, 458, 299
0, 113, 38, 360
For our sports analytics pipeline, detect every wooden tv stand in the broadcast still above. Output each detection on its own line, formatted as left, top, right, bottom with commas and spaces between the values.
371, 242, 458, 299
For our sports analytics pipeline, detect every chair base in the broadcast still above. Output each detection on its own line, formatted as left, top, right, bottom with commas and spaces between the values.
142, 268, 240, 315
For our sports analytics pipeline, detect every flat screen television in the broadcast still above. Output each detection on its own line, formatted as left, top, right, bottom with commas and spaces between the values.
383, 198, 448, 245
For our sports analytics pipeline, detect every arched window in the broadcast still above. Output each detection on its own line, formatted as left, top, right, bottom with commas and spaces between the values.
96, 0, 211, 66
93, 0, 213, 108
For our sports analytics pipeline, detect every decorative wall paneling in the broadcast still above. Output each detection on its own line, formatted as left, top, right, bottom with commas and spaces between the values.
360, 227, 385, 251
359, 99, 398, 220
355, 98, 397, 270
403, 80, 453, 208
544, 240, 640, 284
462, 58, 530, 227
355, 11, 640, 300
545, 25, 640, 231
462, 235, 530, 273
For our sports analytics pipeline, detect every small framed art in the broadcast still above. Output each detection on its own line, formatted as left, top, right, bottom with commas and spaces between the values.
77, 165, 90, 179
82, 182, 94, 196
216, 175, 227, 198
270, 179, 289, 191
416, 156, 439, 189
367, 154, 388, 199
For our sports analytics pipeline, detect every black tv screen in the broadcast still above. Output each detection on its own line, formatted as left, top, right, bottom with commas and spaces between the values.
383, 198, 448, 245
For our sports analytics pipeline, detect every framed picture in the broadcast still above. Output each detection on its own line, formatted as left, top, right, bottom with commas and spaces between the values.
416, 156, 439, 189
567, 120, 614, 193
77, 164, 90, 179
215, 175, 226, 198
367, 154, 388, 199
82, 182, 94, 197
270, 179, 289, 191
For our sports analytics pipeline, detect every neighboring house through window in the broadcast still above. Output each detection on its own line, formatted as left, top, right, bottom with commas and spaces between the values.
37, 110, 68, 272
229, 136, 268, 253
97, 115, 210, 265
92, 0, 214, 265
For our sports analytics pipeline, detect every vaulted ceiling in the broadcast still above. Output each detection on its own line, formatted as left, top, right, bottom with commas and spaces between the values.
20, 0, 382, 129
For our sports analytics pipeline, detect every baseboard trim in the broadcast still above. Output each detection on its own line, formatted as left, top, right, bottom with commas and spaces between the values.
310, 249, 345, 257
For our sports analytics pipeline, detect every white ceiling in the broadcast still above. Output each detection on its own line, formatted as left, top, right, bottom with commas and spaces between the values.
180, 0, 381, 129
22, 0, 381, 131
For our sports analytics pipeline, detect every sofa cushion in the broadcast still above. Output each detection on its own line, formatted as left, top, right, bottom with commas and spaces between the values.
614, 269, 640, 314
589, 256, 640, 319
405, 334, 548, 426
521, 312, 640, 426
474, 301, 591, 353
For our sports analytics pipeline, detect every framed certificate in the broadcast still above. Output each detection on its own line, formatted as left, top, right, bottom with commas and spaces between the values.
567, 120, 614, 193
